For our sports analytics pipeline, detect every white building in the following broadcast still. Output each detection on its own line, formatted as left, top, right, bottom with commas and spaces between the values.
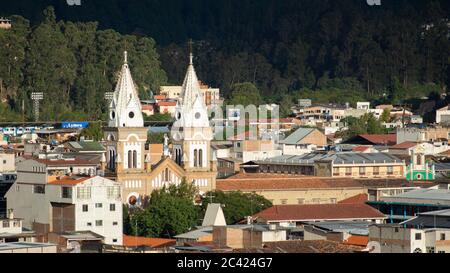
436, 105, 450, 124
6, 158, 122, 245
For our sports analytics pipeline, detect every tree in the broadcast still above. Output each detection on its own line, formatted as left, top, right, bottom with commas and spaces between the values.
130, 181, 200, 238
227, 82, 263, 106
201, 190, 272, 224
80, 121, 103, 141
380, 108, 391, 123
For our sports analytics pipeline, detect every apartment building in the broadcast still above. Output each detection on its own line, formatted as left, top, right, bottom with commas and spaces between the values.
5, 158, 122, 245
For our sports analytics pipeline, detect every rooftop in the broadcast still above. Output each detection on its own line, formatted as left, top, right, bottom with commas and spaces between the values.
217, 176, 363, 191
389, 141, 418, 150
303, 220, 371, 236
234, 240, 364, 253
279, 128, 315, 145
122, 235, 176, 248
381, 188, 450, 203
252, 204, 386, 222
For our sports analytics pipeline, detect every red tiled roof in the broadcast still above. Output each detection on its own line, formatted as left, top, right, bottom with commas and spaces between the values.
142, 105, 154, 110
338, 193, 368, 204
217, 176, 363, 191
252, 204, 385, 222
154, 94, 167, 100
344, 235, 369, 247
158, 101, 177, 107
48, 176, 90, 186
359, 134, 397, 145
352, 146, 371, 152
389, 141, 417, 150
122, 235, 176, 248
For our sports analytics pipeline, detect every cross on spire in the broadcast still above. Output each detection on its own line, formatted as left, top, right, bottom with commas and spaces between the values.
124, 51, 128, 64
206, 192, 215, 203
188, 39, 193, 65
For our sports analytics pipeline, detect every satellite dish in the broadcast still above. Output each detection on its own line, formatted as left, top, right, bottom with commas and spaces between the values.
367, 241, 381, 253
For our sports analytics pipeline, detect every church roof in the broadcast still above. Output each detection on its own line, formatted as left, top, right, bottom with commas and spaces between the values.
108, 51, 144, 128
179, 53, 203, 109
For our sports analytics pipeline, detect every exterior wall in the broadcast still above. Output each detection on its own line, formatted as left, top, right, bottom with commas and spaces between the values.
73, 180, 123, 245
282, 144, 316, 155
0, 245, 57, 253
303, 226, 327, 241
0, 153, 15, 172
238, 187, 367, 205
299, 130, 328, 146
332, 164, 405, 179
436, 109, 450, 124
397, 127, 450, 144
262, 230, 286, 242
0, 218, 22, 234
369, 225, 413, 253
213, 226, 262, 249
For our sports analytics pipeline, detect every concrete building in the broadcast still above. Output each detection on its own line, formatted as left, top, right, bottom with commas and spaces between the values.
217, 174, 367, 205
0, 242, 57, 253
368, 188, 450, 223
6, 164, 123, 245
242, 152, 406, 179
160, 81, 221, 109
252, 203, 386, 228
369, 210, 450, 253
0, 18, 11, 30
436, 105, 450, 124
396, 127, 450, 144
280, 128, 327, 155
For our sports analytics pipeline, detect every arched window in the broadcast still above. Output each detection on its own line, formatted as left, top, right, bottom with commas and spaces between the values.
194, 149, 198, 167
198, 149, 203, 167
128, 150, 132, 169
133, 150, 137, 168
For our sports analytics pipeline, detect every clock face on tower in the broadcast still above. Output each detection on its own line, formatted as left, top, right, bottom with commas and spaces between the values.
195, 112, 201, 119
129, 111, 135, 118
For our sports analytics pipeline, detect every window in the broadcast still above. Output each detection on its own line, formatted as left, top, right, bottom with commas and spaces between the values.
194, 149, 198, 167
110, 204, 116, 211
426, 247, 435, 253
415, 233, 422, 240
198, 149, 203, 167
2, 221, 9, 228
33, 185, 45, 194
280, 199, 288, 205
107, 186, 121, 199
438, 251, 445, 253
87, 222, 92, 226
359, 167, 366, 175
297, 199, 305, 205
441, 233, 446, 241
133, 150, 137, 168
373, 166, 380, 175
95, 220, 103, 226
387, 166, 394, 175
113, 239, 118, 243
82, 204, 88, 212
62, 187, 72, 198
128, 150, 133, 169
77, 187, 91, 199
333, 168, 340, 176
394, 227, 399, 233
345, 167, 352, 176
113, 222, 118, 226
95, 203, 103, 208
330, 198, 337, 204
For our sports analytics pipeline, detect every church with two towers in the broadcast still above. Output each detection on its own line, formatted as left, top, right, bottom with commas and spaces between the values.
102, 50, 217, 206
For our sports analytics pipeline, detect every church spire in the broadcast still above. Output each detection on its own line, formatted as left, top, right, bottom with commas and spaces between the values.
108, 51, 144, 128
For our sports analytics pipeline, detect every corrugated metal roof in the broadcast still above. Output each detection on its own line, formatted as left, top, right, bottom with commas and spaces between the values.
280, 128, 315, 145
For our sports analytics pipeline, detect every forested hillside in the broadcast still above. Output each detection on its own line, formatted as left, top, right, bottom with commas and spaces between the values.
0, 0, 449, 120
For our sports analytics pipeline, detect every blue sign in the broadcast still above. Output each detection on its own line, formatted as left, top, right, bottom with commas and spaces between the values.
61, 122, 89, 129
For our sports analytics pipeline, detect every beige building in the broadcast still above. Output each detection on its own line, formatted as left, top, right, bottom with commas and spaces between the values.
396, 127, 450, 144
0, 153, 15, 172
160, 81, 221, 108
216, 174, 367, 205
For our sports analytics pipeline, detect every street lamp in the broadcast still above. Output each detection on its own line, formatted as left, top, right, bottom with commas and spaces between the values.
31, 92, 43, 122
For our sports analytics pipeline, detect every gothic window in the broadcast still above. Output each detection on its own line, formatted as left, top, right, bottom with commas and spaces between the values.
128, 150, 132, 169
198, 149, 203, 167
194, 149, 198, 167
133, 150, 137, 168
